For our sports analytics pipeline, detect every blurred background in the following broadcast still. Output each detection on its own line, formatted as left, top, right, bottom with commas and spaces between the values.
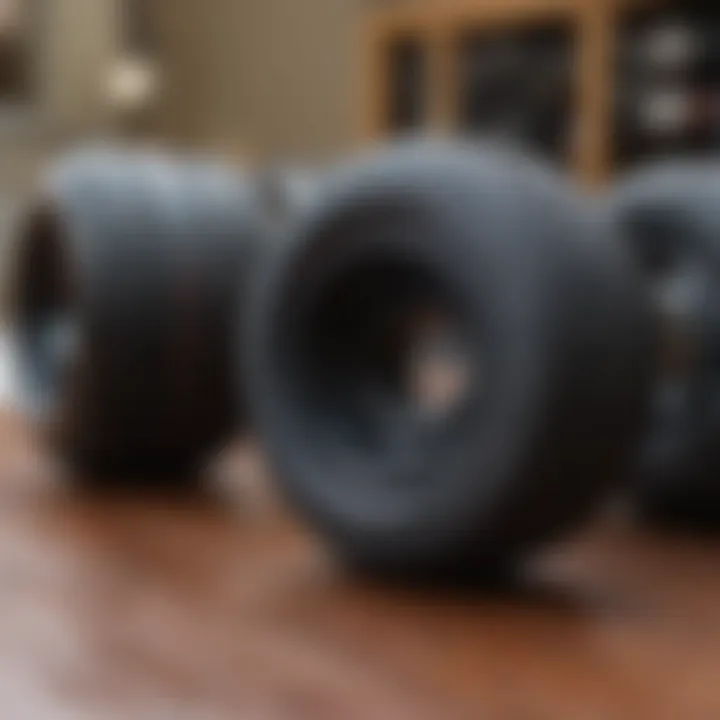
2, 0, 720, 270
2, 1, 720, 196
4, 1, 720, 716
0, 0, 361, 181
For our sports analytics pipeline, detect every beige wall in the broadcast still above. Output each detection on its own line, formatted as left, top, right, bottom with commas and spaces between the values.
0, 0, 123, 197
149, 0, 236, 145
36, 0, 121, 135
152, 0, 360, 162
236, 0, 359, 161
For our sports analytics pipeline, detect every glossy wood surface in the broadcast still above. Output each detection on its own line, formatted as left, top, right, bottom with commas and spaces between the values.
0, 413, 718, 719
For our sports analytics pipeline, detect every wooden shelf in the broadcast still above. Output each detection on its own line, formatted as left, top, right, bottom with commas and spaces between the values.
360, 0, 659, 188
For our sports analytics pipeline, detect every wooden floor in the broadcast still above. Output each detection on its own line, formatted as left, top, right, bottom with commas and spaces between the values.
1, 415, 720, 719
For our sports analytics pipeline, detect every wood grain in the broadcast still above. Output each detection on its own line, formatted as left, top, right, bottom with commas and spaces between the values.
0, 413, 718, 718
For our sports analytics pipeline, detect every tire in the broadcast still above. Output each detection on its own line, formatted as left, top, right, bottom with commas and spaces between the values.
246, 139, 653, 576
254, 165, 324, 241
12, 148, 261, 484
612, 161, 720, 527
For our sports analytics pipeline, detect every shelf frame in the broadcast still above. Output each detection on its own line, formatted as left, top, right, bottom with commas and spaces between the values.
359, 0, 655, 187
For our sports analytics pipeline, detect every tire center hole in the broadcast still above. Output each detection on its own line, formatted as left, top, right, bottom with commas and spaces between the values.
17, 205, 80, 420
404, 310, 472, 418
293, 257, 475, 456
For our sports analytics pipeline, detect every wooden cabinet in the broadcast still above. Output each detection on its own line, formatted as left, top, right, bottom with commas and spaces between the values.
359, 0, 654, 188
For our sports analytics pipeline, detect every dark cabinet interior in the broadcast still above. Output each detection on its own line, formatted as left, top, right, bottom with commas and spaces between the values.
365, 0, 720, 185
386, 37, 429, 132
457, 24, 573, 161
384, 24, 573, 162
616, 7, 720, 167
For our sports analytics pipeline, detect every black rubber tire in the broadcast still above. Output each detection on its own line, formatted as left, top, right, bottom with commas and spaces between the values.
245, 139, 653, 576
13, 148, 261, 483
254, 165, 324, 242
612, 161, 720, 528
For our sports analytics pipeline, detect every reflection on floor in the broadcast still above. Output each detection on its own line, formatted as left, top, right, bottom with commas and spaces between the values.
0, 412, 717, 718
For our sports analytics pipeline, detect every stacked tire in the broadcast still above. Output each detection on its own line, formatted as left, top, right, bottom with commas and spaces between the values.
245, 141, 654, 576
613, 162, 720, 527
13, 148, 261, 484
13, 140, 678, 579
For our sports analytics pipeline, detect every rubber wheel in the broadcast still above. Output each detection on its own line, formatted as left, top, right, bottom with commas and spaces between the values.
612, 161, 720, 528
254, 165, 323, 242
13, 148, 261, 484
246, 140, 653, 576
